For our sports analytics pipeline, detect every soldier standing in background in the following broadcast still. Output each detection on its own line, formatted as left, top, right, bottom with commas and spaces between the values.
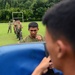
13, 18, 23, 40
7, 20, 12, 33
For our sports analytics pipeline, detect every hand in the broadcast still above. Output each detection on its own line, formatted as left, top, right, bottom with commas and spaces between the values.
36, 35, 42, 41
32, 56, 53, 75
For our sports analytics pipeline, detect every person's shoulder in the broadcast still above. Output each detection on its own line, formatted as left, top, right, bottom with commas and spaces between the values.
25, 35, 30, 38
20, 35, 29, 43
24, 35, 30, 40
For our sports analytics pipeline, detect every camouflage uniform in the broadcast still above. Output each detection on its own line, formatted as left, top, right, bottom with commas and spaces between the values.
16, 23, 22, 40
8, 21, 12, 33
20, 35, 44, 43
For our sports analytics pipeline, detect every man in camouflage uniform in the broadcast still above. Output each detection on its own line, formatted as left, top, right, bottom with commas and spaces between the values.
7, 20, 12, 33
16, 20, 23, 40
20, 22, 44, 43
13, 18, 23, 40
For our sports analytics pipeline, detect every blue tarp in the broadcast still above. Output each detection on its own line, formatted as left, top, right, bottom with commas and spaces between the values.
0, 42, 63, 75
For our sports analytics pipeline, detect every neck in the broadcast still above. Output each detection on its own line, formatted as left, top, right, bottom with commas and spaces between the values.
29, 35, 36, 38
63, 59, 75, 75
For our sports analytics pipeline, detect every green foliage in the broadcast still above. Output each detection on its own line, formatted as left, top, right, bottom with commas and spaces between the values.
5, 2, 10, 9
0, 0, 61, 22
24, 0, 32, 9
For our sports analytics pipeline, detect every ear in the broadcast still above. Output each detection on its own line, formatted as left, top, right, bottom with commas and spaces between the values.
56, 40, 66, 59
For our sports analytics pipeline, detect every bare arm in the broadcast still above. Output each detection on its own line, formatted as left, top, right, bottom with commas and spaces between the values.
32, 56, 53, 75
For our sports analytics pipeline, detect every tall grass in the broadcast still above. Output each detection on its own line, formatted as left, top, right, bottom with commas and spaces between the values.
0, 21, 45, 46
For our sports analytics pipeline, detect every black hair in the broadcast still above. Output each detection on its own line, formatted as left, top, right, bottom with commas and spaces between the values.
28, 22, 38, 29
42, 0, 75, 49
14, 18, 20, 21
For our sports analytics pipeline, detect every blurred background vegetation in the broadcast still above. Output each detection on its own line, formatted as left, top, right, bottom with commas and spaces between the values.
0, 0, 61, 22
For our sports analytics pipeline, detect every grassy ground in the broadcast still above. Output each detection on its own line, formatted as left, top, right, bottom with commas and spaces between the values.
0, 21, 45, 46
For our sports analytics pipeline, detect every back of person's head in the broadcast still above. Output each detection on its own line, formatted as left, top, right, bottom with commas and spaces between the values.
42, 0, 75, 50
14, 18, 20, 22
28, 22, 38, 29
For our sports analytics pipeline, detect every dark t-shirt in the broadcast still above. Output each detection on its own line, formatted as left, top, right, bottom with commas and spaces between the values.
42, 69, 61, 75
